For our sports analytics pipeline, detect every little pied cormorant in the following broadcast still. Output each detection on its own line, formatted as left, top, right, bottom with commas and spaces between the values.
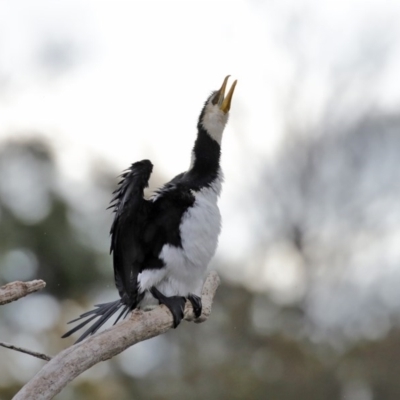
62, 76, 237, 343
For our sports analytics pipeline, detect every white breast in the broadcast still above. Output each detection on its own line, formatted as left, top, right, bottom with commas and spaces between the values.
138, 174, 223, 303
180, 184, 221, 264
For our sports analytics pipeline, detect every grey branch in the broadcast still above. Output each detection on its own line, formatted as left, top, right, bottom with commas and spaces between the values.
13, 271, 220, 400
0, 342, 51, 362
0, 280, 46, 306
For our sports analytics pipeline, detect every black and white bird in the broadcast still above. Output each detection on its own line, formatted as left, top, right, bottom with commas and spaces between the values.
62, 76, 237, 343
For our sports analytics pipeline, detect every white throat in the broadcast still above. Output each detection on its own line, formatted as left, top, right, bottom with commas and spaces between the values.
200, 103, 229, 145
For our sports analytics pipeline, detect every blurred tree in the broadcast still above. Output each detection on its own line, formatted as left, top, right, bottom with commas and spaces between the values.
0, 140, 111, 297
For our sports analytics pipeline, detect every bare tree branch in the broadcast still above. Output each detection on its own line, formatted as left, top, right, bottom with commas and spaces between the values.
0, 280, 50, 361
0, 280, 46, 306
13, 271, 220, 400
0, 342, 51, 361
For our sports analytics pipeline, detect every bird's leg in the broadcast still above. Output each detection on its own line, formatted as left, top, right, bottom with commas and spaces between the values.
188, 294, 202, 319
150, 287, 186, 328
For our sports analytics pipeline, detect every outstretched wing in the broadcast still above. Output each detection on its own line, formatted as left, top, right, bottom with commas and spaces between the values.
109, 159, 153, 306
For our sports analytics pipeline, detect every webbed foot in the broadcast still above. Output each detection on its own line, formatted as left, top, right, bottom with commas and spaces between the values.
188, 294, 202, 318
150, 287, 186, 328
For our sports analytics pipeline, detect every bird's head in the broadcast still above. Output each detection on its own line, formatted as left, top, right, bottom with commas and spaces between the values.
198, 75, 237, 144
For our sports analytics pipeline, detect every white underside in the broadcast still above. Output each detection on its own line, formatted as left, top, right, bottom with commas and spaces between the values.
138, 173, 223, 307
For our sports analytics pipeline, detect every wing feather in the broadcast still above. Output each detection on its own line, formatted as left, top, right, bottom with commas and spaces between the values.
109, 159, 153, 306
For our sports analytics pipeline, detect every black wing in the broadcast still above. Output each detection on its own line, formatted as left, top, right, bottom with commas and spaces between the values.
62, 160, 153, 342
109, 159, 153, 306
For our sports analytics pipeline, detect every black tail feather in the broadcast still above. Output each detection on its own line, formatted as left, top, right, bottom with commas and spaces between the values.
62, 315, 98, 337
67, 304, 106, 324
113, 304, 130, 326
62, 299, 126, 343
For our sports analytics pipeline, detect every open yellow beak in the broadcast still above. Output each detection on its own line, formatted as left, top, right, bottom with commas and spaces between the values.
213, 75, 238, 113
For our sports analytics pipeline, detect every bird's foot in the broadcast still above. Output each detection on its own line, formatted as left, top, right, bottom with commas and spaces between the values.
150, 287, 186, 328
188, 294, 202, 319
